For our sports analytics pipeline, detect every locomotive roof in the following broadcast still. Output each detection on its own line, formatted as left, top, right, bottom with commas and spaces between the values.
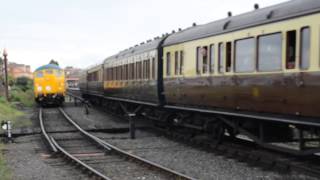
103, 37, 164, 64
163, 0, 320, 46
35, 64, 61, 72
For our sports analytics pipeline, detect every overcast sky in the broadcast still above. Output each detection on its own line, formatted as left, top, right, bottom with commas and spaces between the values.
0, 0, 288, 71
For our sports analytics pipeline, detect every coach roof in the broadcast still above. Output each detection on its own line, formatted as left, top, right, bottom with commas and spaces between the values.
163, 0, 320, 46
103, 37, 164, 64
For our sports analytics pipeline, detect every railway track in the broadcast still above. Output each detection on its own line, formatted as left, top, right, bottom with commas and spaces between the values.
39, 107, 196, 180
66, 91, 320, 179
151, 127, 320, 179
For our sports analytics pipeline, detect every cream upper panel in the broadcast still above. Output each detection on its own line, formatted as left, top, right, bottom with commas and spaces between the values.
105, 50, 158, 68
163, 13, 320, 78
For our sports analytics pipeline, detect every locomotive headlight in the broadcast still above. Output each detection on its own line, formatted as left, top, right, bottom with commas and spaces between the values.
37, 86, 43, 92
45, 86, 52, 91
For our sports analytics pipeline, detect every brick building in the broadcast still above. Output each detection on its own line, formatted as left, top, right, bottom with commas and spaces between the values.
65, 66, 82, 88
8, 62, 33, 79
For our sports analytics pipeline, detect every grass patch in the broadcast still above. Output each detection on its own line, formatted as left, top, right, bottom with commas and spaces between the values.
0, 143, 12, 180
0, 97, 32, 129
10, 88, 34, 107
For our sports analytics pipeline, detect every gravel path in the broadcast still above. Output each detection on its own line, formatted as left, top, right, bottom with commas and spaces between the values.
4, 135, 89, 180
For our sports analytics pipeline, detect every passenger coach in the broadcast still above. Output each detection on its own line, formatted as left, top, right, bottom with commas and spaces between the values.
80, 0, 320, 156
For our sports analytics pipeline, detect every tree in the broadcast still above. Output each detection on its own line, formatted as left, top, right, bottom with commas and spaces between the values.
49, 59, 59, 66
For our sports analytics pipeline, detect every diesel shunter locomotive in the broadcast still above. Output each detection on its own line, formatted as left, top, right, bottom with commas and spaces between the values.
80, 0, 320, 155
34, 64, 66, 106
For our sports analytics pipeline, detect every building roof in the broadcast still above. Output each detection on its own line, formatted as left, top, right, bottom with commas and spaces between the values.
163, 0, 320, 46
35, 64, 61, 72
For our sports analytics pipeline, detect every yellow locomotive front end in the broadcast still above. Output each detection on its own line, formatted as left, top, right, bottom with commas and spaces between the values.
33, 64, 65, 106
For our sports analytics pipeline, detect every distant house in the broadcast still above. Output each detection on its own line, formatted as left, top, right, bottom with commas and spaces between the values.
65, 66, 82, 88
8, 62, 33, 79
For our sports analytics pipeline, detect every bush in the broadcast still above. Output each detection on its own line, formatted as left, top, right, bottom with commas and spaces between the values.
15, 77, 33, 92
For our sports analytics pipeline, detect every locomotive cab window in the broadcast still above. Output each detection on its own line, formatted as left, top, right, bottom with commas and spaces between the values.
36, 71, 44, 78
300, 27, 310, 70
235, 38, 255, 73
286, 30, 296, 69
46, 70, 53, 74
258, 33, 282, 72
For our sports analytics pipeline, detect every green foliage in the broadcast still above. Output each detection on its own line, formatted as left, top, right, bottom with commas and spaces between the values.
15, 77, 33, 92
8, 76, 15, 87
10, 88, 34, 107
49, 59, 59, 66
0, 96, 32, 128
7, 76, 34, 107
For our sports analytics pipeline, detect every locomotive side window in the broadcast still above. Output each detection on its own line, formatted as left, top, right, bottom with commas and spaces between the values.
258, 33, 282, 72
209, 44, 215, 73
202, 46, 208, 74
131, 63, 134, 80
218, 43, 224, 73
175, 51, 179, 75
180, 51, 184, 75
235, 38, 255, 73
166, 52, 171, 76
196, 47, 201, 75
226, 42, 232, 72
300, 27, 310, 70
286, 30, 296, 69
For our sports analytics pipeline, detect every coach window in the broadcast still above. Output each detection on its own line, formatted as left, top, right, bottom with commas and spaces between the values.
301, 27, 310, 70
202, 46, 208, 74
235, 38, 255, 73
226, 42, 232, 72
286, 30, 296, 69
258, 33, 282, 72
139, 62, 142, 79
166, 52, 171, 76
218, 43, 224, 73
152, 58, 156, 79
112, 68, 115, 80
209, 44, 215, 73
196, 47, 201, 74
131, 63, 135, 80
126, 65, 129, 80
175, 51, 179, 75
180, 51, 184, 75
147, 59, 150, 79
135, 62, 139, 79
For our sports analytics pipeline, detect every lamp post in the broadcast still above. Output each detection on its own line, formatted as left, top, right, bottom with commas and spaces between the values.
3, 49, 9, 101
